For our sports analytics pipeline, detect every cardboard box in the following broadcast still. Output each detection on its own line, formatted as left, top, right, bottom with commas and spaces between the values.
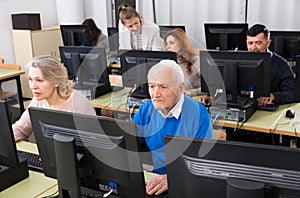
11, 13, 41, 30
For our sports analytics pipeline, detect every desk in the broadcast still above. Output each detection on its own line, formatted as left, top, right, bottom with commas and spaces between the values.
92, 90, 300, 137
271, 103, 300, 136
4, 141, 156, 197
92, 87, 131, 113
0, 142, 57, 198
221, 103, 300, 137
0, 69, 25, 113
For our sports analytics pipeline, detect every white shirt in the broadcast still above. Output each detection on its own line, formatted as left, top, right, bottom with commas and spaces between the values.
159, 94, 184, 119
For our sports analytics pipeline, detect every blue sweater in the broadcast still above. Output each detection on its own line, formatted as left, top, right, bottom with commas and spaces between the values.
132, 95, 213, 174
271, 52, 295, 104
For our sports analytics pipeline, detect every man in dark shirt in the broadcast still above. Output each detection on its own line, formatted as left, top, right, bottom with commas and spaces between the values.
246, 24, 295, 105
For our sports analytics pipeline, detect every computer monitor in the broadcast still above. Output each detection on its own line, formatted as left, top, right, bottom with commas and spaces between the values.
119, 50, 177, 99
107, 27, 119, 51
295, 55, 300, 102
59, 46, 108, 83
165, 135, 300, 198
60, 24, 92, 46
200, 50, 272, 104
29, 107, 146, 197
269, 31, 300, 61
59, 46, 111, 99
0, 100, 28, 191
204, 23, 248, 50
159, 25, 186, 38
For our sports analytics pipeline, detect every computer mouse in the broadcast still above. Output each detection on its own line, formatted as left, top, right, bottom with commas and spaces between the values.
285, 109, 295, 119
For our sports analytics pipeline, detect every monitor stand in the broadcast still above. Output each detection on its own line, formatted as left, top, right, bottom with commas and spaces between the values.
53, 133, 121, 198
227, 177, 264, 198
0, 160, 29, 191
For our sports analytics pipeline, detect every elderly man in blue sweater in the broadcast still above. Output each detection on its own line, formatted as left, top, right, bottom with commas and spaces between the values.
246, 24, 296, 106
132, 60, 213, 196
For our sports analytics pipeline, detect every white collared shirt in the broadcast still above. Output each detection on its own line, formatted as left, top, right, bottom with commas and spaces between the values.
159, 94, 184, 119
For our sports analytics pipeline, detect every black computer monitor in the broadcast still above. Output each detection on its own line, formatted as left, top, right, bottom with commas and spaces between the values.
119, 50, 177, 99
29, 107, 146, 197
59, 46, 109, 84
0, 100, 28, 191
204, 23, 248, 50
159, 25, 186, 38
60, 24, 92, 46
107, 27, 119, 51
295, 55, 300, 102
269, 31, 300, 61
165, 135, 300, 198
200, 50, 272, 104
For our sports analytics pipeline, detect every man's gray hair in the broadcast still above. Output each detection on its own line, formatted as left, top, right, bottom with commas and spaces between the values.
147, 60, 184, 87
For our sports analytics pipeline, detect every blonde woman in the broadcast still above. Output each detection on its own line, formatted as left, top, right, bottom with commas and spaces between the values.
13, 55, 95, 141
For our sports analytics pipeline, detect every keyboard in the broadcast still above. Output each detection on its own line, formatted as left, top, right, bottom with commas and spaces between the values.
17, 150, 43, 172
256, 103, 279, 111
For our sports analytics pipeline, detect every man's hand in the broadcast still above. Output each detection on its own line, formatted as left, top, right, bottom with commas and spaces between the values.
145, 174, 168, 196
198, 96, 213, 106
257, 93, 275, 106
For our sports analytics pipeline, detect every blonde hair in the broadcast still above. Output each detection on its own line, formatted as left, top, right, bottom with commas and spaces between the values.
25, 55, 73, 98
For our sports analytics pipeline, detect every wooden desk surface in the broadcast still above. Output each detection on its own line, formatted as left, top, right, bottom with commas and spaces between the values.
92, 87, 131, 113
0, 69, 25, 80
271, 103, 300, 136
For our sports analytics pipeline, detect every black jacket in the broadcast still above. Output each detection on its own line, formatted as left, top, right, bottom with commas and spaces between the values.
271, 52, 295, 104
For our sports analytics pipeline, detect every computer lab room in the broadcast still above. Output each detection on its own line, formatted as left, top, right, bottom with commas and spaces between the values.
1, 0, 300, 197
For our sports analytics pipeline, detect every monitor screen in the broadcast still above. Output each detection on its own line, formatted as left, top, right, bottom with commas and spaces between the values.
59, 46, 109, 85
204, 23, 248, 51
159, 25, 186, 38
269, 31, 300, 61
200, 50, 272, 104
29, 107, 146, 197
107, 27, 119, 51
119, 50, 177, 99
60, 24, 92, 46
165, 135, 300, 198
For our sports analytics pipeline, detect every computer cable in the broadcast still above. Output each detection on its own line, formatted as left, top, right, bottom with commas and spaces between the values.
129, 103, 137, 121
291, 120, 298, 146
125, 84, 137, 112
103, 189, 113, 197
101, 92, 129, 116
270, 122, 289, 145
229, 118, 245, 140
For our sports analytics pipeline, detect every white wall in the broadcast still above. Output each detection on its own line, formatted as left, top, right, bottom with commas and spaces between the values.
1, 0, 300, 65
0, 0, 58, 63
247, 0, 300, 30
0, 0, 110, 92
0, 0, 110, 64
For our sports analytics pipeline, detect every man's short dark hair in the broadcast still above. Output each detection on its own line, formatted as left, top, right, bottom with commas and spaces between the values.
247, 24, 270, 40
